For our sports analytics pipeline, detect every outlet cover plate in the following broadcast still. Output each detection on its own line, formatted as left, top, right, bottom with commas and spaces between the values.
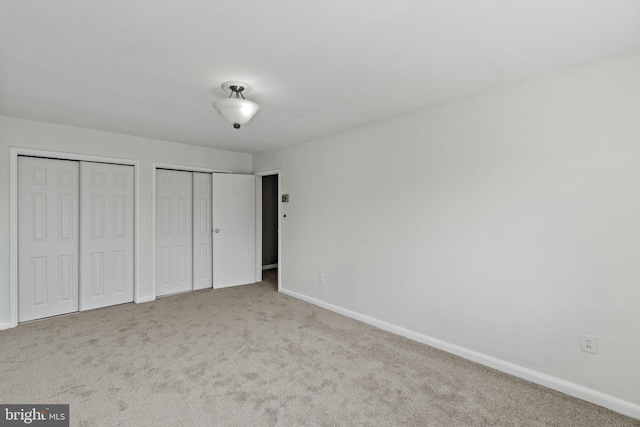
580, 334, 598, 354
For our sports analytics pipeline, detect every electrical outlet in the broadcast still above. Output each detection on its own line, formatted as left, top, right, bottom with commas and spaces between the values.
580, 334, 598, 354
318, 273, 325, 284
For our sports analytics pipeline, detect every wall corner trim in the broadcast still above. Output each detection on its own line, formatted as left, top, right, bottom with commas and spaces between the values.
278, 287, 640, 421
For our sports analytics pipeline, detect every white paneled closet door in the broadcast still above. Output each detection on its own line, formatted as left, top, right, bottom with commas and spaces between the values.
80, 162, 134, 311
156, 169, 193, 296
193, 172, 212, 290
18, 157, 80, 322
212, 174, 256, 288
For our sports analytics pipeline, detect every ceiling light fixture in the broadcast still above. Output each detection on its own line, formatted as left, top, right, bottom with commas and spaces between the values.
213, 81, 260, 129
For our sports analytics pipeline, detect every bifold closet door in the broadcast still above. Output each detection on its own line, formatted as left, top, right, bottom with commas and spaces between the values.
212, 174, 256, 288
193, 172, 212, 290
156, 169, 193, 296
18, 157, 80, 322
80, 162, 134, 310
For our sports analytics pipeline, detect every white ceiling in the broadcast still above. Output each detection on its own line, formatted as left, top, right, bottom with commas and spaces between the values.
1, 1, 639, 153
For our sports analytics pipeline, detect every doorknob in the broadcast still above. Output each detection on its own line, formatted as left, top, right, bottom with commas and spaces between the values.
214, 229, 220, 233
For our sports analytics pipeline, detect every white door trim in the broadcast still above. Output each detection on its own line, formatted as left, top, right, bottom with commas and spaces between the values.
255, 169, 282, 292
255, 176, 262, 283
151, 163, 231, 299
9, 147, 141, 329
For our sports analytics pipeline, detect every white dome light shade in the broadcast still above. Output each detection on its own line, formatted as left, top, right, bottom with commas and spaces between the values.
213, 81, 260, 129
213, 98, 260, 128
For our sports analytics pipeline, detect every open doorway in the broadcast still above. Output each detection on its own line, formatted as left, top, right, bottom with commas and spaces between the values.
256, 170, 281, 290
262, 174, 278, 271
261, 174, 278, 289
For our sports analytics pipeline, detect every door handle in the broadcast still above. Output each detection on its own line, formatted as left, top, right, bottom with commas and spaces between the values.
214, 229, 220, 233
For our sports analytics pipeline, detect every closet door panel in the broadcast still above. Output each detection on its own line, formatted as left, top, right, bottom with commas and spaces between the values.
80, 162, 134, 310
193, 172, 212, 290
212, 174, 256, 288
18, 157, 80, 322
156, 169, 193, 296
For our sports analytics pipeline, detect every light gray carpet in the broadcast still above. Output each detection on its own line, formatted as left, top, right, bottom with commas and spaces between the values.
1, 270, 638, 426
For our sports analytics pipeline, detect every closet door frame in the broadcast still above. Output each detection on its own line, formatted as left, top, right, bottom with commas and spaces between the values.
151, 163, 231, 299
8, 147, 140, 329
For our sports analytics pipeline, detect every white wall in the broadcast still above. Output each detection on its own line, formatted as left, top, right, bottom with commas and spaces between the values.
0, 116, 252, 326
253, 49, 640, 411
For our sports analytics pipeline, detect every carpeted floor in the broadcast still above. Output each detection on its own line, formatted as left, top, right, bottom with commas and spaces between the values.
1, 270, 638, 426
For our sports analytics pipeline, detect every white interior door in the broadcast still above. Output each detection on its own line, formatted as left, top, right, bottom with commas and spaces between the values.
156, 169, 193, 296
212, 174, 256, 288
193, 172, 212, 290
80, 162, 134, 310
18, 157, 80, 322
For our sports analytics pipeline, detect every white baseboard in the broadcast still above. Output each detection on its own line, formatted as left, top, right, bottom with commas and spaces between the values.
0, 322, 15, 330
262, 264, 278, 270
279, 287, 640, 421
135, 296, 156, 304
